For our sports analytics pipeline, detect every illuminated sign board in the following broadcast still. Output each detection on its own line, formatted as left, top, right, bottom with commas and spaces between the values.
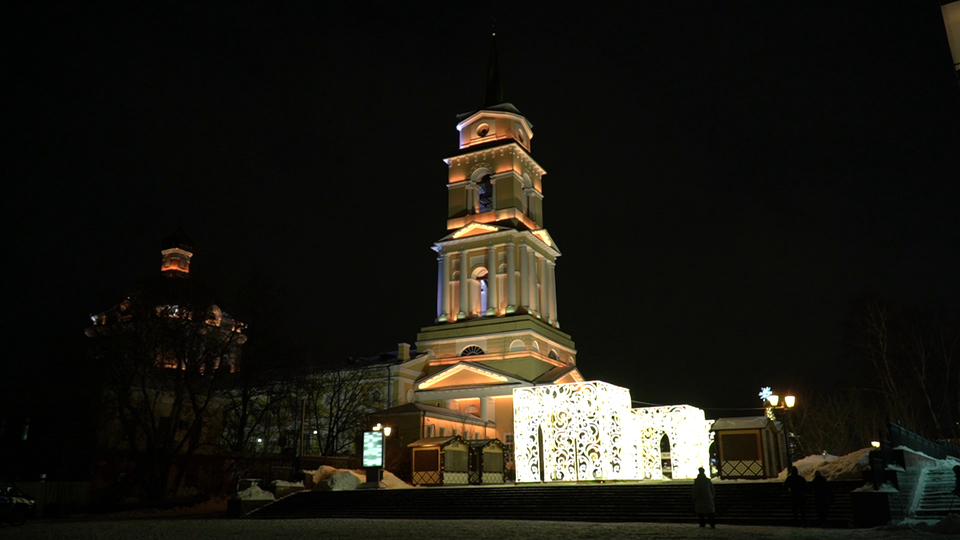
362, 431, 384, 467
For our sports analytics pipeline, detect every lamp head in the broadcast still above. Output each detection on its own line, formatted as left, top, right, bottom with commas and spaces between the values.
768, 395, 780, 407
785, 395, 796, 408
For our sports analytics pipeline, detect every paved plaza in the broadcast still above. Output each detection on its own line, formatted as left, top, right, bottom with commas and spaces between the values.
0, 518, 937, 540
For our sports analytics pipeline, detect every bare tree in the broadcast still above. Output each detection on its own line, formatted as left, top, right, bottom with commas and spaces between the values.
88, 299, 245, 502
300, 366, 384, 457
850, 299, 960, 441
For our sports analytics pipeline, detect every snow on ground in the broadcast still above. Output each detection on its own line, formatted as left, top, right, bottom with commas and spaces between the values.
307, 465, 410, 489
0, 518, 948, 540
776, 448, 872, 481
237, 485, 275, 501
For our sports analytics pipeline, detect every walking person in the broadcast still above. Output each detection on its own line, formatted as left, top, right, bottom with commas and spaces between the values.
784, 466, 808, 527
950, 465, 960, 513
811, 470, 832, 528
693, 466, 716, 529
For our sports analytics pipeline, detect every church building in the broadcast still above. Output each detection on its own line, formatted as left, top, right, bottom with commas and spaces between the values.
372, 35, 711, 483
371, 34, 583, 453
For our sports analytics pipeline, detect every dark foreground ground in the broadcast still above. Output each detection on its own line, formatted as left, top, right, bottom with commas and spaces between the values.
0, 518, 939, 539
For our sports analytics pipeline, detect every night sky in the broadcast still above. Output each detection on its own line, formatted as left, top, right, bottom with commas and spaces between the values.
7, 3, 960, 415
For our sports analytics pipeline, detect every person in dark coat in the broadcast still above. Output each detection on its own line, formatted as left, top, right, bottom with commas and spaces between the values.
811, 470, 832, 528
692, 466, 716, 528
953, 465, 960, 497
784, 466, 808, 527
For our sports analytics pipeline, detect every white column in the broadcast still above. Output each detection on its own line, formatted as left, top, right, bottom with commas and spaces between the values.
519, 244, 529, 312
548, 259, 558, 326
458, 249, 468, 320
486, 246, 497, 316
440, 254, 451, 322
437, 254, 444, 321
537, 254, 547, 320
480, 396, 495, 424
506, 242, 516, 313
527, 247, 537, 314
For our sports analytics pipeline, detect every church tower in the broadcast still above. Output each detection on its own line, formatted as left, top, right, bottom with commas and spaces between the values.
410, 34, 583, 443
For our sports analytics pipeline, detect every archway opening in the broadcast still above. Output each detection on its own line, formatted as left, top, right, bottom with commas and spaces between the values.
660, 433, 673, 479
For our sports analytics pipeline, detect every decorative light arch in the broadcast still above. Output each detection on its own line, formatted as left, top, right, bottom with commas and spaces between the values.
513, 382, 711, 483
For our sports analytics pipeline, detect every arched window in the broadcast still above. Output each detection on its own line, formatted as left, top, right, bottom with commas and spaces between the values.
548, 350, 560, 362
477, 174, 493, 213
460, 345, 485, 356
508, 339, 525, 352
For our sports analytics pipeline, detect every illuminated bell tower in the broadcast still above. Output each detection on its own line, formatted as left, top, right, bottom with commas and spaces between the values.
413, 34, 582, 441
160, 227, 193, 276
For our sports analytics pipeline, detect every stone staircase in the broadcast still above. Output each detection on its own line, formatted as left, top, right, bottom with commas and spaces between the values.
249, 480, 860, 527
914, 463, 960, 520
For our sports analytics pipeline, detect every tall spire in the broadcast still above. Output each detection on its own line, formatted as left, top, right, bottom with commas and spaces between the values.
483, 31, 503, 108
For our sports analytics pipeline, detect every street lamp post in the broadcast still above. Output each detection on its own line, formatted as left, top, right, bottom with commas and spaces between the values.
766, 393, 797, 472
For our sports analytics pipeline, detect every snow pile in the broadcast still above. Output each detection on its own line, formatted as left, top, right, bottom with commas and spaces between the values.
315, 470, 360, 491
929, 513, 960, 535
307, 466, 411, 491
237, 485, 276, 500
271, 480, 305, 488
776, 447, 871, 481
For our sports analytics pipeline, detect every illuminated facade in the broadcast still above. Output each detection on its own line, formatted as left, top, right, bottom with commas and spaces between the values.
375, 36, 712, 481
401, 34, 582, 454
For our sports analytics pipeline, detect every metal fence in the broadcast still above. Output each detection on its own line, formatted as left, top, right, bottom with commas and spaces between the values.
888, 423, 960, 460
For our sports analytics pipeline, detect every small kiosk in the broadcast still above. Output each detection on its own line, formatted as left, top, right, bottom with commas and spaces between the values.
711, 416, 785, 479
408, 436, 469, 486
468, 439, 506, 484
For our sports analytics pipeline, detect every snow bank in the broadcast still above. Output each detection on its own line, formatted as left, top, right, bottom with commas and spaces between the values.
306, 466, 411, 491
271, 480, 305, 488
776, 447, 871, 481
237, 485, 276, 501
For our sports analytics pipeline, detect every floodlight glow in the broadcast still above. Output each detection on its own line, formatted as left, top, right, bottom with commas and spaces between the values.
784, 395, 796, 408
532, 230, 552, 247
452, 222, 498, 239
871, 441, 880, 448
418, 363, 508, 390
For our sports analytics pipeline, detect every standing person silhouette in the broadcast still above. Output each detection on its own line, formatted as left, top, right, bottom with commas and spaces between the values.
811, 470, 832, 528
692, 466, 716, 528
784, 466, 808, 527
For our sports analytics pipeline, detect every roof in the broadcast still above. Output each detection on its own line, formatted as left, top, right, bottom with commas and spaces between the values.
454, 33, 524, 122
161, 227, 193, 252
407, 436, 466, 448
533, 365, 580, 384
370, 402, 491, 426
467, 438, 504, 449
711, 416, 783, 432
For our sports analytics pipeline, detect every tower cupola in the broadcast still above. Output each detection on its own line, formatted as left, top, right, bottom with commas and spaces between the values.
160, 228, 193, 275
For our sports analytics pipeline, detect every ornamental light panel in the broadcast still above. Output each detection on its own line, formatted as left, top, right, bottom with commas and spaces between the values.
513, 381, 711, 483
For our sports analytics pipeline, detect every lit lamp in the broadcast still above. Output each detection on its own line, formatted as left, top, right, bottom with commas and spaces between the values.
769, 393, 797, 471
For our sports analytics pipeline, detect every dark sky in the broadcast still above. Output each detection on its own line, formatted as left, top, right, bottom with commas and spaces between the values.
7, 3, 960, 415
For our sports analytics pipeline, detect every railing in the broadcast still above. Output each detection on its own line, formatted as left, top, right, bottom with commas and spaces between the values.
888, 423, 960, 460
